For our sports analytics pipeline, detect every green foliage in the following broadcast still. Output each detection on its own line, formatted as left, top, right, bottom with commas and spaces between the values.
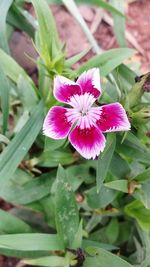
110, 0, 127, 47
0, 0, 149, 266
55, 165, 79, 247
77, 48, 135, 77
0, 0, 13, 53
0, 101, 44, 198
84, 247, 133, 267
7, 2, 35, 38
31, 0, 63, 69
0, 66, 10, 133
96, 133, 116, 191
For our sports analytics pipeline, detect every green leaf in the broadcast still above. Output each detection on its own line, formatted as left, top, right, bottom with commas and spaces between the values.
17, 75, 38, 111
23, 256, 65, 266
77, 0, 125, 17
96, 134, 116, 191
31, 0, 61, 66
0, 0, 13, 53
65, 48, 91, 67
37, 150, 75, 167
0, 134, 9, 144
55, 165, 79, 247
46, 0, 125, 17
134, 181, 150, 209
0, 234, 64, 258
134, 168, 150, 182
0, 49, 34, 85
83, 247, 133, 267
104, 180, 128, 193
0, 209, 33, 234
82, 240, 118, 251
110, 0, 127, 47
0, 101, 44, 198
126, 132, 148, 152
125, 200, 150, 232
110, 153, 131, 179
86, 186, 117, 209
116, 136, 150, 165
77, 48, 135, 77
7, 3, 35, 38
2, 171, 55, 205
0, 65, 9, 133
44, 137, 66, 151
105, 218, 119, 243
66, 164, 88, 191
72, 220, 83, 249
112, 64, 135, 92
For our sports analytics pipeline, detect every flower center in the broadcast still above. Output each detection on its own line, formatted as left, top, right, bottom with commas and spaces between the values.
66, 93, 101, 129
69, 93, 95, 115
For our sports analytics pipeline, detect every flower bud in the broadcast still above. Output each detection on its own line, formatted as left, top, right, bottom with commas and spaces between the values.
128, 73, 150, 108
132, 109, 150, 125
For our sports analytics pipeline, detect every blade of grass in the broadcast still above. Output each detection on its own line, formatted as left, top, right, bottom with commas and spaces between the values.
0, 101, 44, 197
77, 48, 136, 77
110, 0, 127, 47
7, 3, 35, 38
47, 0, 125, 17
0, 66, 10, 134
0, 0, 13, 53
77, 0, 125, 17
0, 234, 63, 258
31, 0, 61, 66
65, 47, 91, 67
0, 49, 34, 86
96, 134, 116, 192
3, 172, 55, 205
0, 209, 33, 234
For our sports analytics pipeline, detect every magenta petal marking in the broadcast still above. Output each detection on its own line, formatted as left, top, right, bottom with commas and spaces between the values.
43, 106, 72, 139
69, 126, 106, 159
97, 103, 131, 132
76, 68, 101, 99
54, 75, 81, 103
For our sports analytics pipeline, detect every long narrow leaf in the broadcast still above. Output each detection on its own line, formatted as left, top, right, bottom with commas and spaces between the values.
77, 0, 125, 17
31, 0, 61, 66
2, 172, 55, 205
96, 134, 116, 192
0, 101, 44, 197
0, 234, 63, 258
77, 48, 135, 77
0, 0, 13, 53
7, 3, 35, 38
0, 66, 10, 134
0, 49, 34, 86
0, 209, 33, 234
55, 165, 79, 247
110, 0, 127, 47
47, 0, 125, 17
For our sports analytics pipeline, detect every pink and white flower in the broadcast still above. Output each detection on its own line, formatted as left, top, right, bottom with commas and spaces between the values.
43, 68, 130, 159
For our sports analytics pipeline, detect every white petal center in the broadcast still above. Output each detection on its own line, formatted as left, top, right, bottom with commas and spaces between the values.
66, 93, 101, 129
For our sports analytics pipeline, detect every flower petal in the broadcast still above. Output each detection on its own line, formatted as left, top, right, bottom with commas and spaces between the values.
76, 68, 101, 98
43, 106, 73, 139
96, 103, 131, 132
54, 75, 81, 103
69, 126, 106, 159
